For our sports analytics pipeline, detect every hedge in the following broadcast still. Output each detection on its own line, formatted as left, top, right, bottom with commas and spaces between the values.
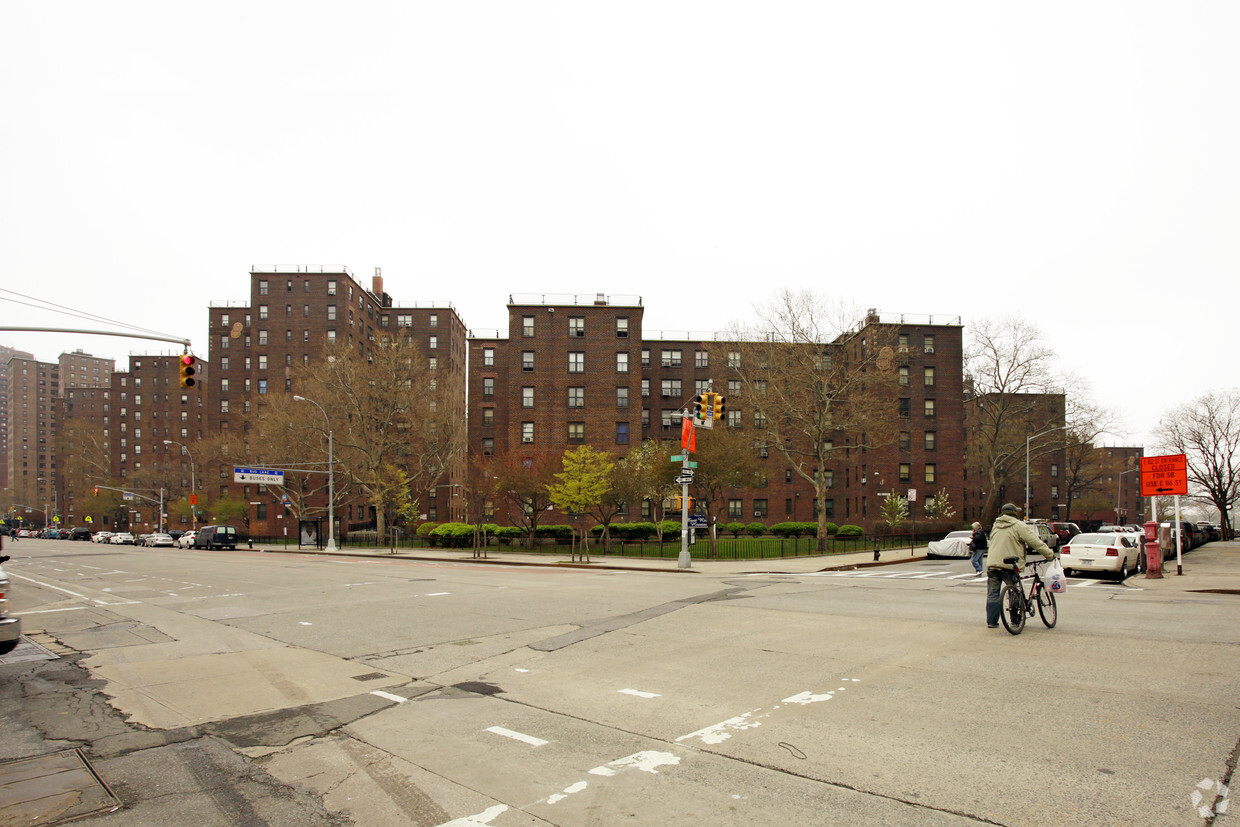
836, 524, 864, 538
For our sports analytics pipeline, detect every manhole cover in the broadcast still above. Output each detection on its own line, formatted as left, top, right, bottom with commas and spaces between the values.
0, 749, 122, 822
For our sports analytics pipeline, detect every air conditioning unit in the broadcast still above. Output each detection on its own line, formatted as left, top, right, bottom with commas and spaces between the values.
924, 346, 935, 353
522, 436, 534, 443
897, 346, 908, 353
572, 330, 585, 337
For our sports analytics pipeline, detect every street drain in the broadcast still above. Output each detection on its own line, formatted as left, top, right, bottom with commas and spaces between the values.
0, 749, 122, 822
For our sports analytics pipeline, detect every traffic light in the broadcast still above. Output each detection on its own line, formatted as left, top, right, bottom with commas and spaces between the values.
93, 487, 100, 496
179, 353, 197, 388
671, 496, 695, 511
692, 394, 705, 420
714, 393, 726, 420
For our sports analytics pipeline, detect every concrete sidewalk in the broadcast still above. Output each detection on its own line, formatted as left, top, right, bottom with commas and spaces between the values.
250, 538, 1240, 589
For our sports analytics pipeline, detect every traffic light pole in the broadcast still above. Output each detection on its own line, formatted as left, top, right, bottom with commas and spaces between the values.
678, 442, 691, 569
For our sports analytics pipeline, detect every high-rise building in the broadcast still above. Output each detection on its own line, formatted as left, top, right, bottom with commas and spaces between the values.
0, 345, 36, 487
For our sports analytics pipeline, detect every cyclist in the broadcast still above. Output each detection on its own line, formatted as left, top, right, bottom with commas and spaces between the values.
985, 503, 1054, 628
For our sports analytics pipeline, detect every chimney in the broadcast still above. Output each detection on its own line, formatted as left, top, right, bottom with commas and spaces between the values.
373, 267, 384, 298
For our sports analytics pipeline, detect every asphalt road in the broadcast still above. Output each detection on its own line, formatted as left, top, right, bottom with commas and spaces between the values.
2, 539, 1237, 825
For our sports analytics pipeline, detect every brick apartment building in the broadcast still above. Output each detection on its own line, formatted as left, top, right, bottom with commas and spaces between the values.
0, 345, 35, 491
205, 266, 467, 538
469, 297, 966, 533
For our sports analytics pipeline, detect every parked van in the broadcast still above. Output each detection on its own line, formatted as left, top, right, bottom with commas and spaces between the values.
192, 525, 238, 550
0, 555, 21, 655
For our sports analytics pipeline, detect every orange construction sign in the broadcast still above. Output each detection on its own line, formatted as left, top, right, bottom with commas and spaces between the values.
1139, 454, 1188, 497
681, 416, 696, 452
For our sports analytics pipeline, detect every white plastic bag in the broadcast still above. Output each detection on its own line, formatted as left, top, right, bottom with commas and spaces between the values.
1045, 559, 1067, 593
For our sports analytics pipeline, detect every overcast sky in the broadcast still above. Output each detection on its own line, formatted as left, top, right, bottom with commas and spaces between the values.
2, 2, 1235, 448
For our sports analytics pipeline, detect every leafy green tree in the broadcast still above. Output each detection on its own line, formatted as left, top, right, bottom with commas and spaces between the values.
548, 446, 615, 560
924, 489, 956, 522
879, 490, 909, 534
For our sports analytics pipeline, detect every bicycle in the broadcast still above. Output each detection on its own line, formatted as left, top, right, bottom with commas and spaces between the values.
998, 555, 1057, 635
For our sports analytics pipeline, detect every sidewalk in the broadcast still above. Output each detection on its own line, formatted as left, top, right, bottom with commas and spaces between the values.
252, 539, 1240, 589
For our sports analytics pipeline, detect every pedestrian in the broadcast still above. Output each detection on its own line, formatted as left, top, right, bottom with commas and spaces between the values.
985, 503, 1054, 628
968, 521, 987, 575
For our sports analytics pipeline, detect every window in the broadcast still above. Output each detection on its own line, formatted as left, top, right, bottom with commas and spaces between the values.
661, 379, 682, 398
522, 351, 535, 371
483, 347, 495, 367
258, 280, 269, 295
695, 379, 711, 395
641, 379, 650, 397
396, 314, 412, 328
568, 352, 584, 373
220, 400, 229, 413
924, 399, 936, 418
567, 422, 585, 443
522, 387, 535, 407
482, 437, 494, 455
695, 350, 709, 368
753, 499, 768, 518
521, 422, 535, 443
661, 349, 682, 367
898, 366, 910, 386
568, 387, 584, 408
220, 378, 230, 392
822, 470, 834, 488
429, 336, 438, 349
641, 349, 650, 368
482, 378, 494, 398
616, 317, 629, 338
728, 499, 743, 518
327, 305, 337, 321
754, 411, 768, 428
924, 366, 935, 386
258, 304, 268, 320
258, 379, 267, 394
616, 352, 629, 373
1051, 464, 1059, 477
568, 316, 585, 337
925, 431, 936, 450
899, 431, 910, 450
616, 423, 629, 444
898, 333, 909, 352
661, 410, 675, 429
221, 313, 230, 328
924, 334, 935, 353
616, 387, 629, 409
429, 314, 438, 328
258, 355, 268, 370
899, 398, 911, 418
327, 280, 337, 295
482, 408, 494, 426
900, 463, 911, 482
1051, 485, 1059, 498
220, 335, 230, 350
728, 351, 741, 368
522, 316, 535, 337
728, 410, 742, 427
924, 463, 937, 483
728, 380, 740, 397
642, 408, 650, 426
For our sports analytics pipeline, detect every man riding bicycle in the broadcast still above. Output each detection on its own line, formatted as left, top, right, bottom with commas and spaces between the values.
985, 503, 1055, 628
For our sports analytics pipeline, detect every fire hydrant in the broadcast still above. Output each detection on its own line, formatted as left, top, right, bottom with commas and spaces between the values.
873, 542, 881, 562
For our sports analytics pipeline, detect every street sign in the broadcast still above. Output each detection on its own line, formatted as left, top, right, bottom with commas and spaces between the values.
686, 461, 698, 469
688, 514, 708, 529
234, 467, 286, 485
670, 455, 683, 462
189, 494, 199, 505
1140, 453, 1188, 497
679, 467, 696, 478
908, 489, 917, 502
675, 475, 694, 485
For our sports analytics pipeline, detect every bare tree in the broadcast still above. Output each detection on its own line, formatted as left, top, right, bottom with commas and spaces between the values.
727, 290, 899, 550
492, 449, 560, 547
687, 424, 764, 554
1155, 390, 1240, 539
1058, 398, 1128, 520
292, 339, 466, 536
965, 316, 1063, 523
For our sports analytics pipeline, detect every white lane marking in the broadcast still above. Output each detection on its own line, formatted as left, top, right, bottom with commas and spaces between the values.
9, 574, 109, 604
486, 726, 547, 747
675, 710, 764, 744
619, 688, 660, 699
588, 751, 680, 777
911, 572, 957, 578
885, 570, 933, 577
370, 690, 406, 703
514, 668, 529, 673
436, 804, 508, 826
20, 606, 88, 615
547, 780, 589, 804
426, 592, 451, 597
782, 690, 834, 705
299, 622, 312, 626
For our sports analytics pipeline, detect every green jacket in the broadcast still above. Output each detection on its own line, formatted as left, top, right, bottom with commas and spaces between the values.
985, 515, 1054, 571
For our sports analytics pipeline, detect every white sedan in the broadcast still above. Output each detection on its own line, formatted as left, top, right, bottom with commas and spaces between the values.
1060, 532, 1142, 580
176, 531, 196, 548
109, 532, 135, 545
927, 530, 973, 558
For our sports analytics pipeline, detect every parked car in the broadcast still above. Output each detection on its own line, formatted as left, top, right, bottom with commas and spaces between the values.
1024, 520, 1059, 550
1196, 522, 1220, 543
69, 527, 93, 541
175, 531, 197, 549
192, 525, 238, 550
1160, 521, 1199, 551
0, 554, 20, 656
167, 530, 185, 541
143, 533, 175, 548
1060, 532, 1142, 580
92, 531, 114, 544
1047, 522, 1081, 546
927, 530, 973, 558
109, 532, 135, 545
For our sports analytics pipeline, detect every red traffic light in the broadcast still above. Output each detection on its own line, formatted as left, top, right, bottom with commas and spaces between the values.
179, 353, 197, 388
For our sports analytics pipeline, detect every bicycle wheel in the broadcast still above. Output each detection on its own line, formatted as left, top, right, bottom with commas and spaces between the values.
999, 582, 1026, 635
1037, 585, 1057, 628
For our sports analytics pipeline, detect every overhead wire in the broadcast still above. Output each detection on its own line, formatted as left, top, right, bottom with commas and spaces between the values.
0, 287, 181, 340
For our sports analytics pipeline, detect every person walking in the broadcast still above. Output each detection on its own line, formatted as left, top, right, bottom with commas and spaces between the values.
968, 521, 987, 575
985, 503, 1054, 628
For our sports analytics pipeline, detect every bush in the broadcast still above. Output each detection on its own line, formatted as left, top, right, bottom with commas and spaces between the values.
417, 521, 440, 545
659, 520, 681, 538
535, 524, 573, 540
821, 522, 839, 536
429, 522, 474, 548
725, 522, 746, 538
746, 522, 766, 538
770, 521, 818, 539
836, 524, 864, 539
611, 522, 657, 541
494, 526, 523, 543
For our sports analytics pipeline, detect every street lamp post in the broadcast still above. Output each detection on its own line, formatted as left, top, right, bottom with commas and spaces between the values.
294, 395, 337, 551
163, 440, 198, 530
1026, 426, 1068, 517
